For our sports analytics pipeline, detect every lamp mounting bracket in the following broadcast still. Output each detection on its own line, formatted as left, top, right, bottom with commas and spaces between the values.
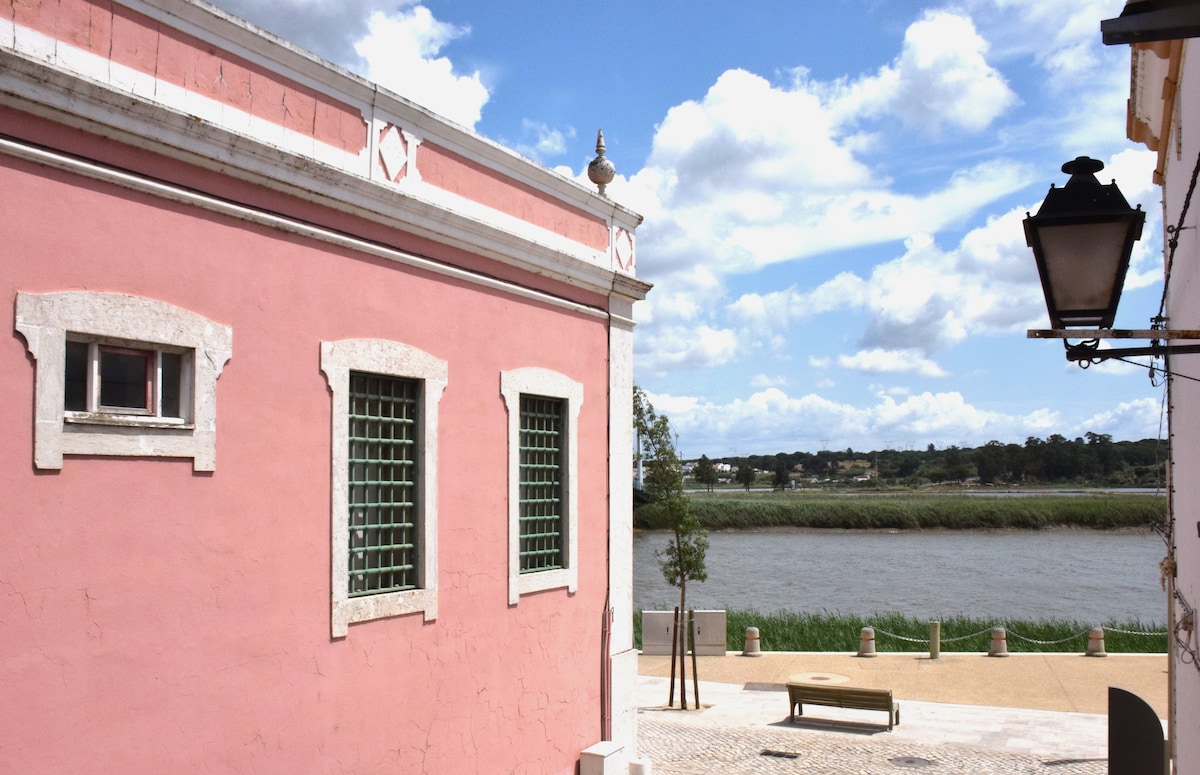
1028, 329, 1200, 365
1028, 328, 1200, 340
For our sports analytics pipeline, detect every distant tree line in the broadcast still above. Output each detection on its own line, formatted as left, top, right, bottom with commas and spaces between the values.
701, 434, 1165, 488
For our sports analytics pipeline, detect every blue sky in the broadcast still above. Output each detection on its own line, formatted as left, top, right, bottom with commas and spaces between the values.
210, 0, 1165, 459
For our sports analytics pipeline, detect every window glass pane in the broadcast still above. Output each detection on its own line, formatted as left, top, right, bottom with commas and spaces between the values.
348, 371, 419, 597
160, 352, 182, 418
99, 347, 150, 411
64, 341, 88, 412
518, 394, 564, 573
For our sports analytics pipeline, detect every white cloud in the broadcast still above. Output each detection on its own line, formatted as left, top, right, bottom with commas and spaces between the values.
750, 374, 789, 389
354, 8, 489, 127
653, 386, 1124, 458
838, 349, 949, 378
728, 272, 869, 329
634, 323, 740, 379
982, 0, 1127, 85
515, 120, 575, 161
828, 10, 1017, 134
1076, 397, 1165, 439
722, 207, 1047, 358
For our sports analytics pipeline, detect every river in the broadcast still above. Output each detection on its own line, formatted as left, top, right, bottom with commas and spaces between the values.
633, 528, 1167, 624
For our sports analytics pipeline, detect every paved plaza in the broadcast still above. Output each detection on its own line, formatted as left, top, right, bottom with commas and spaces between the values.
634, 652, 1167, 774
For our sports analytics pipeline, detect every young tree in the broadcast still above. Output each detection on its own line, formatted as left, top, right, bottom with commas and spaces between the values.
633, 387, 708, 708
693, 454, 718, 492
735, 463, 756, 490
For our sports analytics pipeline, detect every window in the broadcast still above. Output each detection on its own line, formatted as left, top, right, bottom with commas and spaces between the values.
321, 339, 447, 638
501, 367, 582, 604
518, 395, 566, 573
14, 291, 232, 471
64, 340, 188, 421
348, 372, 419, 597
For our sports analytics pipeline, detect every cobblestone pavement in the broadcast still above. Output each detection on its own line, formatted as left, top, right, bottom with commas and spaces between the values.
638, 712, 1107, 774
634, 677, 1112, 774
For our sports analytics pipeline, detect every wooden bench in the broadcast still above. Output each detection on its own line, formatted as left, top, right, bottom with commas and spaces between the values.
786, 682, 899, 730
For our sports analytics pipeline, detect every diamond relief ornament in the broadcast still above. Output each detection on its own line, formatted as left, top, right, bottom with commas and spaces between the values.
614, 228, 634, 271
378, 125, 408, 182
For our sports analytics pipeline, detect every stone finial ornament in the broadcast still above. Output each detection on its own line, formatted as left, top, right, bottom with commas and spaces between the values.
587, 129, 615, 196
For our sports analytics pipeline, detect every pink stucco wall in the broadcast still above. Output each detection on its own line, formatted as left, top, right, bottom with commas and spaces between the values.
1, 144, 612, 772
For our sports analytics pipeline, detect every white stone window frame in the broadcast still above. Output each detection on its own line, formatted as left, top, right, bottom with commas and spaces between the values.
14, 291, 232, 471
321, 339, 447, 638
501, 367, 582, 605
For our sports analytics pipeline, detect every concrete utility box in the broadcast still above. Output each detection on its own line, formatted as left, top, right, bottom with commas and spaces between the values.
580, 741, 626, 775
692, 610, 727, 656
641, 611, 676, 655
640, 610, 726, 656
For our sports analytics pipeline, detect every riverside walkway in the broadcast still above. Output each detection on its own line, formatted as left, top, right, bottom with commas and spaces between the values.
636, 652, 1167, 774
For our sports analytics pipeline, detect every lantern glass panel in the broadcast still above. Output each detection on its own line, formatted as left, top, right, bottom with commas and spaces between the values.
1037, 220, 1131, 326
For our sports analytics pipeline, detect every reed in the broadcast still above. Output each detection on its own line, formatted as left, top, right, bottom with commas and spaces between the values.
674, 492, 1165, 531
633, 609, 1167, 653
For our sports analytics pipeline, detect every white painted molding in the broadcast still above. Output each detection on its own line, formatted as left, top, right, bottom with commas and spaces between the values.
14, 291, 232, 471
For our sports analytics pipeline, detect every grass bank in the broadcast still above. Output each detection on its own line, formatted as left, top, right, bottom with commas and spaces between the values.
668, 492, 1165, 531
633, 609, 1167, 653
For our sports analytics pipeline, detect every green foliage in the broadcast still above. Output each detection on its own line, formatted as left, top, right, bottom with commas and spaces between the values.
721, 610, 1167, 653
693, 455, 718, 492
634, 388, 708, 597
704, 436, 1166, 488
634, 609, 1167, 653
676, 492, 1165, 530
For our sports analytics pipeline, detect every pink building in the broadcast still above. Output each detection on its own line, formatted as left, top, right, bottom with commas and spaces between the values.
0, 1, 649, 772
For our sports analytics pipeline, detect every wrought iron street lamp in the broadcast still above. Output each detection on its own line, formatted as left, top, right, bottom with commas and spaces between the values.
1025, 156, 1200, 365
1025, 156, 1145, 329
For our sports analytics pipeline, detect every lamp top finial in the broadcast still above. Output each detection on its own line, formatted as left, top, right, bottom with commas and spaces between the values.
1062, 156, 1105, 177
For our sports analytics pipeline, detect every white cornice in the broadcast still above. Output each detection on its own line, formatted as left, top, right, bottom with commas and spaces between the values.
0, 47, 647, 299
0, 134, 650, 322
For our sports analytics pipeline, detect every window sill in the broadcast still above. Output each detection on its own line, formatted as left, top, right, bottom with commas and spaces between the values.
65, 412, 194, 430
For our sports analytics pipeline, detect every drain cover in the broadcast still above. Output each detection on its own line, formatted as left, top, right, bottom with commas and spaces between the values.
889, 756, 933, 768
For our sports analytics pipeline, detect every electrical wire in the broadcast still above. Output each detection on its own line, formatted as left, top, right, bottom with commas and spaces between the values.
1157, 148, 1200, 319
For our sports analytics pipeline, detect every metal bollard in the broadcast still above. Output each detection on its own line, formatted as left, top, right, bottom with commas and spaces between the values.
929, 620, 940, 659
988, 626, 1010, 657
741, 626, 762, 657
1086, 626, 1108, 657
857, 626, 877, 658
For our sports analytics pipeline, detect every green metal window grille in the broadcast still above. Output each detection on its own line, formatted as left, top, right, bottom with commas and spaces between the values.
348, 372, 419, 597
519, 394, 565, 573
